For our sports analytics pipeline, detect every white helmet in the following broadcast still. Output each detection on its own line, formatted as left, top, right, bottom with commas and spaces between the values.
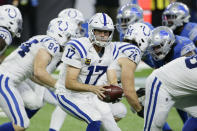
58, 8, 85, 24
162, 2, 190, 30
58, 8, 85, 37
149, 26, 175, 61
116, 4, 143, 34
124, 22, 151, 53
88, 13, 114, 47
47, 17, 78, 46
0, 5, 23, 37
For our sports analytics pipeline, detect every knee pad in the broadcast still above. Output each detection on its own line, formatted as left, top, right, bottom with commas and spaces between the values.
22, 91, 43, 110
110, 102, 127, 119
154, 111, 167, 129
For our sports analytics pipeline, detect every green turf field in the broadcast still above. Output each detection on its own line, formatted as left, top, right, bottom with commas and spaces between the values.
0, 99, 183, 131
0, 46, 184, 130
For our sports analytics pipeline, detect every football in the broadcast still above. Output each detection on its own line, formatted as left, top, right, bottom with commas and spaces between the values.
101, 85, 123, 103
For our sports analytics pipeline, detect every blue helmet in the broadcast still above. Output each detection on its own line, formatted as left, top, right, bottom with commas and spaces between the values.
149, 26, 175, 61
162, 2, 190, 30
116, 3, 143, 34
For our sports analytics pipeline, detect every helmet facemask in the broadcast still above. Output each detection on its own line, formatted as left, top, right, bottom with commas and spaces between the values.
116, 4, 143, 34
91, 29, 113, 47
162, 2, 190, 30
149, 26, 175, 61
88, 13, 114, 47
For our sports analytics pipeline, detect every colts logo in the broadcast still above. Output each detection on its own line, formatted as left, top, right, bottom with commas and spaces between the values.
143, 26, 151, 36
7, 8, 17, 18
58, 21, 68, 31
68, 10, 77, 18
85, 58, 91, 65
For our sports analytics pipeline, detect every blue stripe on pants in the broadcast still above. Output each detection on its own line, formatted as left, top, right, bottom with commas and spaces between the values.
0, 75, 24, 127
147, 81, 161, 131
57, 95, 93, 124
144, 77, 157, 131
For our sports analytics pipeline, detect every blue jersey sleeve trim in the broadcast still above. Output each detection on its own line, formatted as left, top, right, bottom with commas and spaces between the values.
72, 40, 87, 57
67, 42, 84, 58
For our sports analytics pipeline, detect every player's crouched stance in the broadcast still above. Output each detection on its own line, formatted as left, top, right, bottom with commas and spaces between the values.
0, 18, 78, 131
55, 13, 121, 131
144, 55, 197, 131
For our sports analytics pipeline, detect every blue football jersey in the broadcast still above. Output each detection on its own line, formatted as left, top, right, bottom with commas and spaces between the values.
180, 22, 197, 45
143, 35, 196, 69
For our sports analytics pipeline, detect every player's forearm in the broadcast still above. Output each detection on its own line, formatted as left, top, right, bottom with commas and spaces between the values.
121, 69, 142, 112
125, 91, 142, 112
65, 79, 96, 92
34, 69, 57, 88
122, 79, 142, 112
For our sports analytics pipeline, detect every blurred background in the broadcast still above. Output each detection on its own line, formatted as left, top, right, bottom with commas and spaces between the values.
0, 0, 196, 130
1, 0, 197, 44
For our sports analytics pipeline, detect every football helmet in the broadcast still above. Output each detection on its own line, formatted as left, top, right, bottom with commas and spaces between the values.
149, 26, 175, 61
58, 8, 85, 37
47, 18, 78, 46
116, 4, 143, 34
88, 13, 114, 47
162, 2, 190, 30
124, 22, 151, 53
0, 5, 23, 37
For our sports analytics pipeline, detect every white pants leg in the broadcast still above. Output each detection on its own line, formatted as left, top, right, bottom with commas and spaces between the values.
144, 75, 174, 131
0, 74, 30, 128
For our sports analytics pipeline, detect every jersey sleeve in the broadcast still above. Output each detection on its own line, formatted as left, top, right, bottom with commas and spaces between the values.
118, 42, 142, 65
0, 27, 12, 45
61, 44, 83, 68
43, 39, 60, 57
189, 24, 197, 43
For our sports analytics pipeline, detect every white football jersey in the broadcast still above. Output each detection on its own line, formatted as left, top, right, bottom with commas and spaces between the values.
0, 35, 61, 84
0, 27, 12, 55
109, 42, 142, 80
154, 55, 197, 96
56, 37, 117, 96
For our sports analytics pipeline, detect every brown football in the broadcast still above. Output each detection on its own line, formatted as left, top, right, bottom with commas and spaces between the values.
102, 85, 123, 103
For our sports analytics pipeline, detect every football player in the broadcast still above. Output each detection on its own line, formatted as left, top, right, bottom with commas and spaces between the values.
49, 8, 86, 131
144, 55, 197, 131
143, 26, 196, 131
55, 13, 121, 131
162, 3, 197, 129
0, 4, 23, 118
0, 17, 78, 131
162, 2, 197, 46
107, 22, 152, 119
116, 3, 153, 41
0, 4, 22, 63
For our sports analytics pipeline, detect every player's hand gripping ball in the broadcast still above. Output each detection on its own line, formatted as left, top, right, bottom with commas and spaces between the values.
101, 85, 123, 103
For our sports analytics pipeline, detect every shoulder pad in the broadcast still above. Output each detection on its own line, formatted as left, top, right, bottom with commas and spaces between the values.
66, 37, 90, 58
